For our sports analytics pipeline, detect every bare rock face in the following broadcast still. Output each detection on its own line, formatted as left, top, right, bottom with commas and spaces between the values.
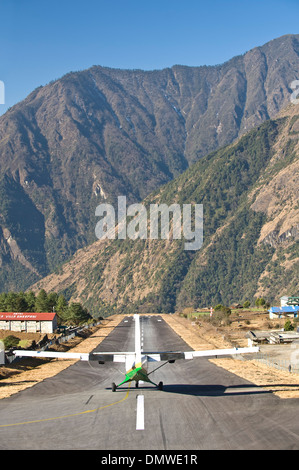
250, 105, 299, 248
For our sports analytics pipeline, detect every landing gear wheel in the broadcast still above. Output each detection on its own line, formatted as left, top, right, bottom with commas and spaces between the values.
135, 381, 139, 388
112, 382, 116, 392
158, 381, 163, 391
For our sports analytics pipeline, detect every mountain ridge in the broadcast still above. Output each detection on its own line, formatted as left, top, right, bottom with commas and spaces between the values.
0, 34, 298, 291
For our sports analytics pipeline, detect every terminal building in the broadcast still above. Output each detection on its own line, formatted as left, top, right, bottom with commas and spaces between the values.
0, 312, 57, 334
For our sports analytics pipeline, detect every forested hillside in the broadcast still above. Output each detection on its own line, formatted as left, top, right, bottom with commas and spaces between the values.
0, 289, 91, 324
31, 104, 299, 316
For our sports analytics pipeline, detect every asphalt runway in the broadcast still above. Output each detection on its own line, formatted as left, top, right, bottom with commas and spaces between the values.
1, 315, 299, 450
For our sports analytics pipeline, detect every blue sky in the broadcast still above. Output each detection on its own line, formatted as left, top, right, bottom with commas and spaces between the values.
0, 0, 299, 114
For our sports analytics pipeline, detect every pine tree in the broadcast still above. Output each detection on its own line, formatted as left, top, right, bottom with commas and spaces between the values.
35, 289, 49, 312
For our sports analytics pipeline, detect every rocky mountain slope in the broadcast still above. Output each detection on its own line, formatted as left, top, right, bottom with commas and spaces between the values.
0, 34, 299, 291
31, 103, 299, 316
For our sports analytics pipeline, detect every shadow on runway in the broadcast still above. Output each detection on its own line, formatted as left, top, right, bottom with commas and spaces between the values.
162, 383, 299, 397
161, 383, 272, 397
105, 383, 273, 396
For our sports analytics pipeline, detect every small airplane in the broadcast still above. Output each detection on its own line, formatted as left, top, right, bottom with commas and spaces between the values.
14, 314, 259, 391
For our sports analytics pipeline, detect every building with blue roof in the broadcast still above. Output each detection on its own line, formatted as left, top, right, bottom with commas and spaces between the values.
269, 305, 299, 319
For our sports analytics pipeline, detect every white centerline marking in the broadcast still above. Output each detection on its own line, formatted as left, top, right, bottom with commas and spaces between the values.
136, 395, 145, 430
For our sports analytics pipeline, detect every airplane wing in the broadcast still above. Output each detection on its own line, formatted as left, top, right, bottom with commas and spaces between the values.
13, 350, 135, 363
145, 346, 259, 362
13, 350, 91, 361
14, 346, 259, 363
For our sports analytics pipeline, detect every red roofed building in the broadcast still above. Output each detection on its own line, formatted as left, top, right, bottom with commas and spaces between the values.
0, 312, 57, 333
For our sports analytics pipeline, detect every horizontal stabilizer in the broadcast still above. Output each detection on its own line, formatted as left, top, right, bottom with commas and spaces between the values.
89, 352, 134, 363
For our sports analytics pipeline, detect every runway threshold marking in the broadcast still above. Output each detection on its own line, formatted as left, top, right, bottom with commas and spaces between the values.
0, 385, 131, 428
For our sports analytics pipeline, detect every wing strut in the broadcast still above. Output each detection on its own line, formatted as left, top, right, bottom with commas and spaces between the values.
147, 359, 175, 376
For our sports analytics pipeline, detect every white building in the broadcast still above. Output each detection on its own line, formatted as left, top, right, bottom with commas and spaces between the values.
0, 312, 57, 334
280, 296, 289, 307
